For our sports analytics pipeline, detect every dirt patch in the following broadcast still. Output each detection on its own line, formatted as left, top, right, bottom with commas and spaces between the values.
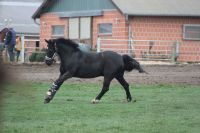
5, 63, 200, 85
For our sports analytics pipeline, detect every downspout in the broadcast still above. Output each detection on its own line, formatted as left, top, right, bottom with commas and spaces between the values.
126, 14, 133, 57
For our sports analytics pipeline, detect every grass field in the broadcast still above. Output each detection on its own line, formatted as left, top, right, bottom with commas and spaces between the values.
1, 83, 200, 133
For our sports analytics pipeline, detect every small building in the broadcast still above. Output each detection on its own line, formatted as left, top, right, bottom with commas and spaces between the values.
32, 0, 200, 62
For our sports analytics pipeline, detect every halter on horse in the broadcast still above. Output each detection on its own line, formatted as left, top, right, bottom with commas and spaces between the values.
44, 38, 147, 104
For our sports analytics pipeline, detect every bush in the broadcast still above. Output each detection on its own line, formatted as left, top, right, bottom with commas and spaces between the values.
29, 49, 46, 62
29, 52, 37, 62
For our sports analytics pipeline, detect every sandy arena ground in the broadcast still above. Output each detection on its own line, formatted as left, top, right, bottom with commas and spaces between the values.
4, 63, 200, 85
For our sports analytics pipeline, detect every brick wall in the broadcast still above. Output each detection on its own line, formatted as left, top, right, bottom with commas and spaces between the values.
40, 13, 68, 48
40, 10, 129, 49
130, 16, 200, 62
39, 11, 200, 62
92, 10, 128, 49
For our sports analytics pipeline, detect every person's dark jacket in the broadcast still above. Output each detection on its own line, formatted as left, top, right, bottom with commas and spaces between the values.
5, 29, 16, 46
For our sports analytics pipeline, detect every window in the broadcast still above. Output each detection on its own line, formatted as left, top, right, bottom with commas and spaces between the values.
52, 25, 64, 37
183, 24, 200, 40
98, 23, 112, 35
36, 41, 39, 48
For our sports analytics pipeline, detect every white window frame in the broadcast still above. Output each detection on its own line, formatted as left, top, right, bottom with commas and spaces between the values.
183, 24, 200, 41
98, 23, 112, 35
51, 25, 64, 37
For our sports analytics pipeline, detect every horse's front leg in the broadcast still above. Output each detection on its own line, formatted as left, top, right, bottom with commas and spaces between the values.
44, 71, 72, 104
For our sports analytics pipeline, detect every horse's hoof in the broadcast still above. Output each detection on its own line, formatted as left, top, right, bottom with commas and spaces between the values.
44, 98, 51, 104
127, 97, 132, 102
127, 99, 131, 102
127, 98, 136, 102
132, 99, 137, 102
91, 98, 100, 104
44, 94, 52, 104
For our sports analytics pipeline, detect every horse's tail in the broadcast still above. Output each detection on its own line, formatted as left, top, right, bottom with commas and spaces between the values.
122, 54, 147, 73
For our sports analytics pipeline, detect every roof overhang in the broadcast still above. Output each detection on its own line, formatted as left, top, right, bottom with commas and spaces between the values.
112, 0, 200, 17
32, 0, 54, 19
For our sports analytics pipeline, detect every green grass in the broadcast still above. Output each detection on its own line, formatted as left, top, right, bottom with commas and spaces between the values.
1, 83, 200, 133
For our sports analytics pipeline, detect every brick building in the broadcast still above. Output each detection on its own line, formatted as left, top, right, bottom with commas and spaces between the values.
32, 0, 200, 62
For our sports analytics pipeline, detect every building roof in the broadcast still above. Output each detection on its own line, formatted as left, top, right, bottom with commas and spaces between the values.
0, 1, 42, 35
112, 0, 200, 17
32, 0, 116, 19
32, 0, 52, 19
33, 0, 200, 19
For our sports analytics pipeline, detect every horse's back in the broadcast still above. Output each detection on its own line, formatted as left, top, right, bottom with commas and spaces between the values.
100, 51, 124, 75
101, 51, 123, 64
101, 51, 121, 57
73, 51, 104, 78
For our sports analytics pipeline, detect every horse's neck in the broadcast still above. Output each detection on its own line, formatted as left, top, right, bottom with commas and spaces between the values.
0, 34, 4, 42
57, 47, 73, 62
0, 33, 6, 42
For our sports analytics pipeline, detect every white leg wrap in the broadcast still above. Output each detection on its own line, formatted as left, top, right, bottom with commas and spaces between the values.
91, 98, 100, 104
47, 91, 51, 96
53, 83, 58, 87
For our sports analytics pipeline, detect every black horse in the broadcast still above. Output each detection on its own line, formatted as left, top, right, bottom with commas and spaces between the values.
44, 38, 146, 104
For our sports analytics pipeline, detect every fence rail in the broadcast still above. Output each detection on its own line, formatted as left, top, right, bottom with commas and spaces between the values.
0, 36, 44, 63
97, 38, 179, 62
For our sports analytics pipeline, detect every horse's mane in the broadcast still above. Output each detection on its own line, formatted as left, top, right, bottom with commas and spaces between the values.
55, 38, 79, 50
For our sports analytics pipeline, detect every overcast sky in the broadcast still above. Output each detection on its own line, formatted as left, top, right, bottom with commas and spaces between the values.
0, 0, 43, 2
0, 0, 43, 6
0, 0, 42, 34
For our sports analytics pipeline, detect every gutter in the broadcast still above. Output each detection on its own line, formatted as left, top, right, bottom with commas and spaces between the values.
125, 14, 132, 40
32, 0, 51, 25
34, 19, 40, 25
32, 0, 49, 19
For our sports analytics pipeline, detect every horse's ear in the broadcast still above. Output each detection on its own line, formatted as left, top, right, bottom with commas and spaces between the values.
45, 39, 49, 44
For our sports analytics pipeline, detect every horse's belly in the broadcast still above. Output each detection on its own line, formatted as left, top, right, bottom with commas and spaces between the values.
75, 67, 103, 78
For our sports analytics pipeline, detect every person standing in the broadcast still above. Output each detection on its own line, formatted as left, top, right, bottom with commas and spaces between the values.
0, 40, 4, 63
5, 28, 16, 62
15, 36, 22, 62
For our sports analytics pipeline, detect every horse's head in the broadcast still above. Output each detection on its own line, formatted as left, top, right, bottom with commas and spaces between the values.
0, 28, 9, 42
45, 39, 56, 66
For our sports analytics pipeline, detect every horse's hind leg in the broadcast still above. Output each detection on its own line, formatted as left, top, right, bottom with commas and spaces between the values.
116, 75, 135, 102
92, 77, 112, 104
44, 71, 72, 104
